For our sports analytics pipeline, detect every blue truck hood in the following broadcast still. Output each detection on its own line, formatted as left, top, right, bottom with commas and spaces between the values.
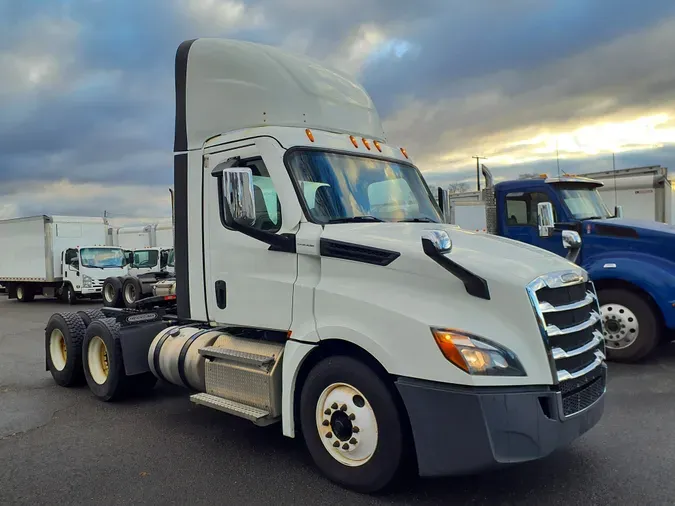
582, 218, 675, 261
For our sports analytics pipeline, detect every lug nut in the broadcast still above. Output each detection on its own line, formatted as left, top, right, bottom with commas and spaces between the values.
324, 409, 331, 415
340, 404, 347, 411
331, 403, 338, 410
352, 426, 360, 433
322, 420, 329, 426
348, 413, 355, 420
342, 443, 349, 450
350, 438, 357, 445
333, 441, 340, 448
325, 432, 333, 439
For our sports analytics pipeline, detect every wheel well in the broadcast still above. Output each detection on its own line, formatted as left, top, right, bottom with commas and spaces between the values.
291, 339, 417, 467
594, 278, 665, 329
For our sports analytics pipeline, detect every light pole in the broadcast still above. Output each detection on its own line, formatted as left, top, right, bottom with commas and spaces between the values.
472, 156, 487, 191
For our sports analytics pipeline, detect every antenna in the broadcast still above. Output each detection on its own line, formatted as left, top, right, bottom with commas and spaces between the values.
613, 152, 618, 208
556, 138, 561, 177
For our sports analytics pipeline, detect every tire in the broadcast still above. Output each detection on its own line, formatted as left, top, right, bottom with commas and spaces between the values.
77, 308, 105, 328
598, 288, 661, 363
82, 318, 129, 401
102, 277, 123, 308
299, 356, 407, 493
45, 312, 86, 387
65, 284, 78, 305
16, 284, 34, 302
122, 277, 143, 308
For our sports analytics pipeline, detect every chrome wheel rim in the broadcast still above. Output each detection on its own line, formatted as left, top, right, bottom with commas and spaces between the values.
601, 303, 639, 349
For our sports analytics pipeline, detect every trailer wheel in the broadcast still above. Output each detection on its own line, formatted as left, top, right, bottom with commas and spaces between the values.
299, 356, 407, 493
598, 288, 661, 363
83, 318, 130, 401
123, 277, 143, 308
102, 277, 123, 308
16, 284, 34, 302
45, 312, 86, 387
77, 308, 105, 328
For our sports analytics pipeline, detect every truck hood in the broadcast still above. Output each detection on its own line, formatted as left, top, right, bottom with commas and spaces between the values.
321, 223, 583, 287
585, 217, 675, 238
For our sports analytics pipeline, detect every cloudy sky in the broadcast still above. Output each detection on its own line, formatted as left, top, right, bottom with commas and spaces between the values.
2, 0, 675, 223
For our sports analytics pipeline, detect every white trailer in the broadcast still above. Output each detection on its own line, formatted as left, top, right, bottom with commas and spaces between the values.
576, 166, 675, 224
114, 225, 154, 249
0, 215, 128, 303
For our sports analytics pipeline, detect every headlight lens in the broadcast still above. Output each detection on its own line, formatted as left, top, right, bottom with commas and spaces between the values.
431, 328, 526, 376
82, 275, 93, 288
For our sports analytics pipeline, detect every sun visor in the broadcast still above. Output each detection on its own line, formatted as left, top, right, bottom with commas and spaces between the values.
174, 38, 386, 152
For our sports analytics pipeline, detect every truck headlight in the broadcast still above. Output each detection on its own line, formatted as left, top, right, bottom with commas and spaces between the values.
431, 328, 526, 376
82, 275, 93, 288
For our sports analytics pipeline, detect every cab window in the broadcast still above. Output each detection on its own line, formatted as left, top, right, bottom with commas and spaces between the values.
505, 192, 556, 226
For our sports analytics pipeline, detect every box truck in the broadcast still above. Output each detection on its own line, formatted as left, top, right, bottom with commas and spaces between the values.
44, 38, 606, 493
0, 215, 128, 304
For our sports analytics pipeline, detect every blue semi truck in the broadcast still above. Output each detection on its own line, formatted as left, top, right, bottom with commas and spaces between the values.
441, 166, 675, 363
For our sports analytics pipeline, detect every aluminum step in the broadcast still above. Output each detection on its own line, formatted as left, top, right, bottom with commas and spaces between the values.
199, 346, 274, 368
190, 393, 270, 421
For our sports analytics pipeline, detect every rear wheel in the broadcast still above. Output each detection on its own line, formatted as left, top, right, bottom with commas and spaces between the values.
16, 284, 34, 302
83, 318, 128, 401
599, 288, 660, 363
123, 277, 143, 308
77, 308, 105, 328
45, 312, 86, 386
102, 277, 123, 308
299, 356, 407, 493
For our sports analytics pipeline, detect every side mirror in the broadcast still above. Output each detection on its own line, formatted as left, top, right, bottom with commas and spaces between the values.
537, 202, 555, 238
614, 205, 624, 218
221, 167, 256, 227
562, 230, 582, 263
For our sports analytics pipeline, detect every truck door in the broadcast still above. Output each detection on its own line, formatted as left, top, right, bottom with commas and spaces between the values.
501, 190, 567, 256
203, 143, 297, 331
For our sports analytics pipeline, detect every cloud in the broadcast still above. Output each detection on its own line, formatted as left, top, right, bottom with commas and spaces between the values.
2, 0, 675, 221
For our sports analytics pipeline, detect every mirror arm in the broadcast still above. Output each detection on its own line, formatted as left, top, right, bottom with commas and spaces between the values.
211, 156, 241, 177
230, 221, 296, 253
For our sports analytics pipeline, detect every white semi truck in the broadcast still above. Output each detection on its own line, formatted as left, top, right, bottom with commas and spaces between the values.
0, 215, 128, 304
44, 39, 606, 492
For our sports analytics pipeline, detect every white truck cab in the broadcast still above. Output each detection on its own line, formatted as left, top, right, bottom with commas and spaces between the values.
46, 38, 606, 493
62, 246, 128, 302
128, 247, 174, 277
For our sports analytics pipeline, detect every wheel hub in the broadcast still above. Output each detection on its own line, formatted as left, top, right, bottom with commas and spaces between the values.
600, 303, 639, 350
315, 383, 378, 467
88, 336, 110, 385
49, 329, 67, 371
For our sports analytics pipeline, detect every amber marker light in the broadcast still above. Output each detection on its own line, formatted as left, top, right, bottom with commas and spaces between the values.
373, 140, 382, 152
305, 129, 315, 142
400, 147, 409, 159
349, 135, 359, 148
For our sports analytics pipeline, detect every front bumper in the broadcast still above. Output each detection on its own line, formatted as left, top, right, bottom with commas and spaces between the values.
396, 372, 605, 477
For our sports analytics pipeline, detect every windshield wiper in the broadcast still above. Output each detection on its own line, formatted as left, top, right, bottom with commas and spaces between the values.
398, 217, 437, 223
326, 216, 384, 223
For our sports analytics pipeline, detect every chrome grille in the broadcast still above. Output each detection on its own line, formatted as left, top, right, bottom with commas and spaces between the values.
527, 270, 607, 418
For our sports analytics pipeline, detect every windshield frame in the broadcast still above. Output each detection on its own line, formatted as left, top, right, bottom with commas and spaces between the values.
282, 146, 443, 225
79, 247, 126, 269
553, 183, 612, 221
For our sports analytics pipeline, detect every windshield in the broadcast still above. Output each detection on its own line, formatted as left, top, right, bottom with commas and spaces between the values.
80, 248, 126, 268
286, 150, 442, 224
133, 249, 159, 268
557, 184, 612, 220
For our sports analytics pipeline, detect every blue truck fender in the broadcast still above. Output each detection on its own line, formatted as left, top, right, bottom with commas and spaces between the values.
584, 252, 675, 330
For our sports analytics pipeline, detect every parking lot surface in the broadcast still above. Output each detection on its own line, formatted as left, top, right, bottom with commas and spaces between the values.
1, 295, 674, 505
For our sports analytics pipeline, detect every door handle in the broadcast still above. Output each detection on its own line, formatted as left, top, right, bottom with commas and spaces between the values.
215, 280, 227, 309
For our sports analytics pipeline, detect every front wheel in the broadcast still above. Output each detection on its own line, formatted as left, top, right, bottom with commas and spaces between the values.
599, 288, 661, 363
65, 284, 78, 305
299, 356, 408, 493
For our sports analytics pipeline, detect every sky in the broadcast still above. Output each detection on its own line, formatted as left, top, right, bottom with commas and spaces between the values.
2, 0, 675, 224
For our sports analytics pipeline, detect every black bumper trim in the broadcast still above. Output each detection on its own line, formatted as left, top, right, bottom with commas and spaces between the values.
396, 375, 605, 477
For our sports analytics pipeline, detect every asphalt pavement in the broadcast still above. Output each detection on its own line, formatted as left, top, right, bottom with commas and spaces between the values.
1, 294, 674, 505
